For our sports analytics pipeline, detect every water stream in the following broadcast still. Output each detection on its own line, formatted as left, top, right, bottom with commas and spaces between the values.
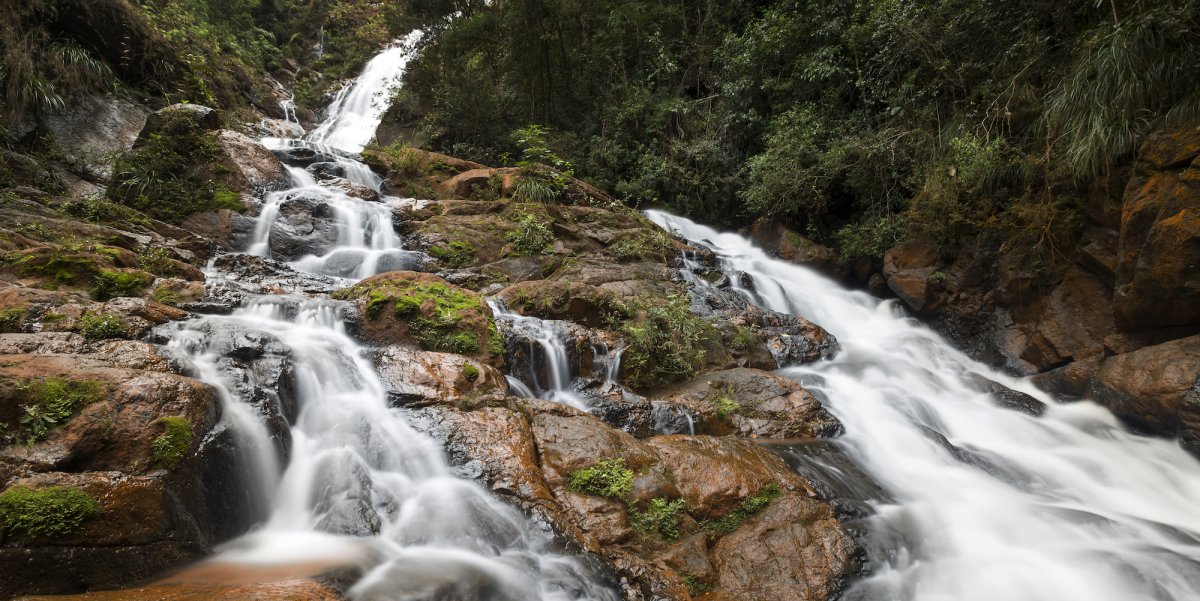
646, 210, 1200, 601
156, 38, 616, 601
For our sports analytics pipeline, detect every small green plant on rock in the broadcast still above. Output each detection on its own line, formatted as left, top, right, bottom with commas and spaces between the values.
6, 378, 105, 446
78, 313, 129, 340
630, 497, 688, 542
729, 326, 759, 351
711, 389, 740, 419
567, 458, 634, 500
506, 213, 555, 255
0, 485, 100, 540
150, 416, 194, 469
682, 573, 711, 596
462, 363, 480, 381
702, 484, 781, 535
0, 307, 26, 332
615, 295, 718, 390
138, 247, 179, 277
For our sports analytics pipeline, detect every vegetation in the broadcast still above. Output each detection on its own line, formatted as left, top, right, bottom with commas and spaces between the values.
428, 240, 478, 269
107, 110, 242, 223
78, 313, 129, 340
150, 416, 194, 469
629, 497, 687, 541
90, 269, 152, 301
702, 484, 781, 535
394, 0, 1199, 263
0, 485, 100, 540
461, 363, 480, 381
567, 458, 634, 500
0, 307, 26, 332
4, 378, 106, 446
614, 295, 719, 390
505, 213, 556, 256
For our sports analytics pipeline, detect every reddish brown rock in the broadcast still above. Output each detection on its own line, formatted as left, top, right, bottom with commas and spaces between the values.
882, 240, 942, 311
370, 346, 506, 406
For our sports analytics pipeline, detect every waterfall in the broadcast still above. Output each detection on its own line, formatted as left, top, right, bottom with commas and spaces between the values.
155, 39, 616, 601
646, 210, 1200, 601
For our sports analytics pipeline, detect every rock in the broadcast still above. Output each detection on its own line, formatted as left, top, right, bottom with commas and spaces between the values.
964, 373, 1047, 416
369, 346, 506, 407
256, 189, 342, 261
743, 221, 844, 280
215, 130, 288, 192
40, 94, 149, 181
322, 176, 380, 202
1085, 334, 1200, 455
334, 272, 504, 367
1008, 267, 1115, 372
1112, 127, 1200, 330
438, 168, 514, 199
655, 368, 843, 440
882, 240, 942, 312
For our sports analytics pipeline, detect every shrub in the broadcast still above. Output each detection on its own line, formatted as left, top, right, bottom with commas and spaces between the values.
0, 486, 100, 539
505, 213, 555, 255
5, 378, 105, 446
729, 326, 759, 351
609, 229, 675, 263
616, 295, 718, 390
150, 416, 194, 469
78, 313, 129, 340
567, 458, 634, 500
0, 307, 26, 332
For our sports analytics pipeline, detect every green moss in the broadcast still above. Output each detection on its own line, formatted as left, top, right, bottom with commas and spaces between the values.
428, 240, 478, 268
90, 269, 151, 301
630, 497, 688, 542
0, 485, 100, 540
150, 416, 194, 469
5, 378, 106, 446
702, 484, 781, 535
609, 229, 675, 263
567, 458, 634, 500
712, 392, 740, 419
729, 326, 759, 351
0, 307, 26, 332
339, 277, 496, 357
78, 313, 129, 340
462, 363, 480, 381
17, 252, 100, 286
505, 213, 555, 255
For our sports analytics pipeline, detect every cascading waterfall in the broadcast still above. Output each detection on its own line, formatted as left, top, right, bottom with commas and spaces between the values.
488, 298, 624, 412
646, 210, 1200, 601
155, 38, 617, 601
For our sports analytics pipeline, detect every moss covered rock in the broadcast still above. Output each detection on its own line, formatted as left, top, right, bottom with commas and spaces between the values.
334, 271, 504, 366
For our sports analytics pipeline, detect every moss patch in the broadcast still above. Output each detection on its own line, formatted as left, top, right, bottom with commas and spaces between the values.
629, 497, 688, 542
90, 269, 152, 301
567, 458, 634, 499
3, 378, 106, 446
0, 485, 100, 540
428, 240, 478, 268
150, 416, 194, 469
78, 313, 129, 340
609, 228, 676, 263
0, 307, 27, 332
613, 295, 721, 390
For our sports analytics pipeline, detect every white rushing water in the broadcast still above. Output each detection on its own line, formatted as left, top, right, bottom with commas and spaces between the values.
157, 39, 616, 600
308, 30, 424, 154
646, 210, 1200, 601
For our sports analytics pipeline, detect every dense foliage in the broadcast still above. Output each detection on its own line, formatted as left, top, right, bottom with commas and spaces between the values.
393, 0, 1199, 260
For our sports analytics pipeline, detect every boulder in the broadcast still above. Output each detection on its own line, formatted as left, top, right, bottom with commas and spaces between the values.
215, 130, 288, 192
40, 94, 149, 181
654, 368, 843, 439
369, 346, 506, 407
882, 240, 942, 312
1112, 126, 1200, 331
1085, 334, 1200, 455
143, 104, 220, 135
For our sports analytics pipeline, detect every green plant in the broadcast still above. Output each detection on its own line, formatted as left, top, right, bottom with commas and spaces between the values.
0, 307, 26, 332
77, 313, 129, 340
0, 486, 100, 539
609, 229, 675, 263
567, 459, 634, 500
928, 271, 947, 285
428, 240, 478, 269
339, 278, 497, 356
138, 247, 178, 276
6, 378, 105, 446
682, 574, 711, 596
506, 213, 555, 255
616, 295, 718, 390
150, 416, 194, 469
90, 269, 151, 301
149, 287, 180, 306
462, 363, 480, 381
711, 391, 740, 419
729, 327, 759, 351
702, 484, 781, 535
630, 497, 688, 541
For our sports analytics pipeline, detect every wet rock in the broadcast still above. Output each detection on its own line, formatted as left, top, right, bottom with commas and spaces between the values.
964, 374, 1047, 416
370, 346, 506, 407
1085, 334, 1200, 455
574, 378, 654, 437
322, 176, 380, 202
743, 220, 844, 280
688, 282, 839, 369
263, 189, 341, 261
143, 104, 221, 135
655, 368, 843, 439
